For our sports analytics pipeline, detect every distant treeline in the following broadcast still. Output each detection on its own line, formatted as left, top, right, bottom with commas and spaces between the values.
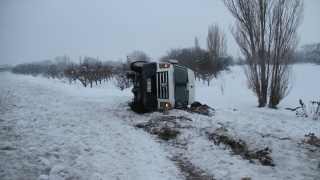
10, 47, 235, 87
7, 41, 319, 89
12, 55, 121, 88
294, 43, 320, 64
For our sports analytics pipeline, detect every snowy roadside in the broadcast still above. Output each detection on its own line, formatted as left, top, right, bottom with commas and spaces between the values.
1, 64, 320, 180
0, 73, 183, 180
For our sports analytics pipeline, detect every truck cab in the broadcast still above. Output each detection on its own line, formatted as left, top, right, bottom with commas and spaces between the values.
127, 60, 195, 113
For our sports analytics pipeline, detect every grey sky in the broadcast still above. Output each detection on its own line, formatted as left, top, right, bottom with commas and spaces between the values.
0, 0, 319, 66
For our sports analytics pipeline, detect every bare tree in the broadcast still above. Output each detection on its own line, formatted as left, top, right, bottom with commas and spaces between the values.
196, 52, 216, 86
207, 23, 229, 78
64, 63, 77, 84
95, 61, 104, 85
194, 36, 202, 58
194, 23, 232, 87
48, 64, 58, 79
112, 66, 132, 91
159, 48, 183, 62
223, 0, 303, 108
82, 57, 100, 88
127, 50, 151, 64
207, 23, 228, 59
223, 0, 272, 107
200, 71, 216, 86
102, 63, 113, 82
55, 55, 71, 71
77, 61, 90, 87
268, 0, 304, 108
160, 47, 204, 74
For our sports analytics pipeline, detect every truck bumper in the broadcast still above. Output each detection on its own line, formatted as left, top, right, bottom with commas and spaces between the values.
141, 63, 158, 110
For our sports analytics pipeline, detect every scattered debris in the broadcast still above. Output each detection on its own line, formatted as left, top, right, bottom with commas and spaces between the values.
191, 101, 202, 108
179, 103, 215, 117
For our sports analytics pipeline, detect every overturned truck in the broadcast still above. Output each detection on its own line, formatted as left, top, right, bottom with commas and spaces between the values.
127, 60, 195, 114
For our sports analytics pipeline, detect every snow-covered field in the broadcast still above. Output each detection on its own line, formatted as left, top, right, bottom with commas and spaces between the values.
1, 64, 319, 180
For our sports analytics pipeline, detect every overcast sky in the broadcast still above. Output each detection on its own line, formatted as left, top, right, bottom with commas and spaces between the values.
1, 0, 319, 66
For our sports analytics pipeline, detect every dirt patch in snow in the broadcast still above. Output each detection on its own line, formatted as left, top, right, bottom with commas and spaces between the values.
178, 105, 215, 117
135, 111, 275, 179
171, 156, 215, 180
135, 116, 192, 141
135, 115, 216, 179
207, 133, 275, 167
1, 146, 17, 151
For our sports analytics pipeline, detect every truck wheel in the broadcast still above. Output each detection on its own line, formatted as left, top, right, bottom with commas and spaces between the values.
130, 61, 146, 72
131, 100, 150, 114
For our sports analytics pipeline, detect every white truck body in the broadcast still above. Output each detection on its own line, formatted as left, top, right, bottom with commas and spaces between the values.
128, 60, 195, 113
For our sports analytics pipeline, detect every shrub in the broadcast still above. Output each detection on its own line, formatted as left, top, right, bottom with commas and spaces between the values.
112, 73, 132, 91
303, 133, 320, 147
285, 99, 320, 120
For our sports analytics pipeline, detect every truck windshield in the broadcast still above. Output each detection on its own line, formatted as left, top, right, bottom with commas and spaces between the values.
173, 66, 189, 107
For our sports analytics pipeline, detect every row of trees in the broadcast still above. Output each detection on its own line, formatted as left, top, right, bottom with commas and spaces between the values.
65, 57, 114, 88
12, 55, 116, 88
11, 51, 151, 90
12, 55, 71, 79
11, 41, 232, 90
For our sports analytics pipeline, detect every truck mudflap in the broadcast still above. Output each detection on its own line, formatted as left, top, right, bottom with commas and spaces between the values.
141, 63, 158, 110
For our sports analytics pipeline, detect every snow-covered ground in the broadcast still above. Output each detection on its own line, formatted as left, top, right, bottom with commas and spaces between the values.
1, 64, 319, 180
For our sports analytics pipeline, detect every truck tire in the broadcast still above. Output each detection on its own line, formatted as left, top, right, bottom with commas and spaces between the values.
130, 61, 147, 72
131, 100, 150, 114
